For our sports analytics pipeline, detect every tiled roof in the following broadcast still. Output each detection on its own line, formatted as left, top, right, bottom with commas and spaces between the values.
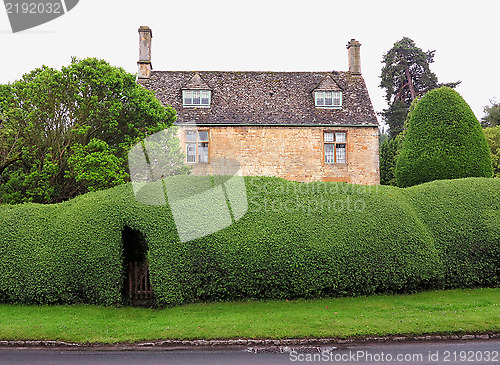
143, 71, 378, 126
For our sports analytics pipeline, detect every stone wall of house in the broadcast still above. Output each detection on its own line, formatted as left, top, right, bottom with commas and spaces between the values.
178, 125, 380, 185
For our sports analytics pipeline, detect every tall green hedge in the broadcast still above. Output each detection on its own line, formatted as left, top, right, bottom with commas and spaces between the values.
0, 177, 498, 306
484, 126, 500, 178
395, 87, 493, 188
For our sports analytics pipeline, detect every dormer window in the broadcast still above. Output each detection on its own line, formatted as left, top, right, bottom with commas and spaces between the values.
315, 91, 342, 108
183, 90, 211, 107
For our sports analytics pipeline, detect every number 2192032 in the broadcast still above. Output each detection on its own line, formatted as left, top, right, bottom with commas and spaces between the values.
5, 2, 62, 14
443, 350, 498, 362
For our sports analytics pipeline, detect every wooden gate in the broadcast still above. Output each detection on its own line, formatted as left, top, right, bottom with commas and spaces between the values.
128, 262, 153, 301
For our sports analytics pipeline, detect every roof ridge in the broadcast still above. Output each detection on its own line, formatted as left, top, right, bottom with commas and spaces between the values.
151, 70, 350, 74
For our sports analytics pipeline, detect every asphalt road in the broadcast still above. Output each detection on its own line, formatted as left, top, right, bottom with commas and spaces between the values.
0, 340, 498, 365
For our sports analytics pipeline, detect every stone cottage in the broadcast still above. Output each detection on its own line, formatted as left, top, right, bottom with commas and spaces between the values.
136, 26, 379, 185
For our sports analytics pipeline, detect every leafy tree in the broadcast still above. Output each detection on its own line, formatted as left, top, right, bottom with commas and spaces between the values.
381, 100, 408, 139
128, 126, 192, 183
378, 129, 389, 146
380, 135, 402, 186
0, 57, 183, 204
395, 87, 492, 187
481, 99, 500, 128
0, 88, 23, 177
66, 139, 129, 195
380, 37, 460, 139
379, 138, 396, 186
483, 126, 500, 178
379, 98, 418, 185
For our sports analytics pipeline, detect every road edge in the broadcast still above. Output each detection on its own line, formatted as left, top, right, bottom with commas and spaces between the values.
0, 332, 499, 350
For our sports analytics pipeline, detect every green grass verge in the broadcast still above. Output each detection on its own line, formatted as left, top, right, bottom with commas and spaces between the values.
0, 288, 498, 344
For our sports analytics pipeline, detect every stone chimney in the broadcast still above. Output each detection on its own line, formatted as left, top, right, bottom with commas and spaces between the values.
347, 39, 361, 75
137, 26, 153, 82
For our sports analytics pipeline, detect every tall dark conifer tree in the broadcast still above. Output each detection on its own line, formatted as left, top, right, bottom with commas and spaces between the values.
380, 37, 460, 139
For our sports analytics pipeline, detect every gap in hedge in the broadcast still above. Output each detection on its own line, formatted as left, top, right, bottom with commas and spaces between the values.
121, 226, 153, 307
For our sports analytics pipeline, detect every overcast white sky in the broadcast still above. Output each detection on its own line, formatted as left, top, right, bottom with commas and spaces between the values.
1, 0, 499, 127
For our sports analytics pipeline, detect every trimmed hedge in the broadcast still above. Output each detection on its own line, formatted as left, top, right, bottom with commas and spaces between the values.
395, 87, 493, 188
484, 126, 500, 178
0, 177, 498, 306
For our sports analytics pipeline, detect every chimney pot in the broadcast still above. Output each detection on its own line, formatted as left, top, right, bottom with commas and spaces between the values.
347, 39, 362, 75
137, 26, 153, 81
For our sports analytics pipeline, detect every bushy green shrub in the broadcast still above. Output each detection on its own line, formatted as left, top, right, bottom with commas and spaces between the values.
484, 126, 500, 178
380, 138, 397, 185
380, 97, 418, 186
0, 176, 498, 307
380, 134, 405, 186
395, 87, 493, 188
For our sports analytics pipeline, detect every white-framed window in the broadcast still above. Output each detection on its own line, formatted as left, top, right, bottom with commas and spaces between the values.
315, 91, 342, 108
186, 130, 209, 163
324, 131, 347, 164
183, 90, 211, 107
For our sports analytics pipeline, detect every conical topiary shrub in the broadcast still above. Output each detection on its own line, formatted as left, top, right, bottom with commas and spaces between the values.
395, 87, 493, 187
